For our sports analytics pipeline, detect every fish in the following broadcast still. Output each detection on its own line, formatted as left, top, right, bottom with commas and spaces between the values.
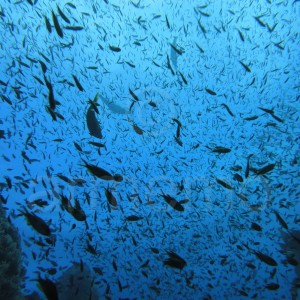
82, 159, 123, 182
216, 178, 234, 190
66, 2, 76, 9
195, 42, 204, 53
255, 163, 275, 176
164, 251, 187, 269
205, 88, 217, 95
99, 93, 129, 114
44, 77, 57, 111
237, 29, 244, 41
44, 16, 52, 33
211, 146, 231, 153
51, 10, 63, 38
166, 55, 175, 75
19, 207, 51, 236
105, 187, 117, 206
57, 5, 70, 24
65, 26, 84, 31
129, 88, 139, 101
39, 60, 47, 73
233, 173, 243, 182
221, 103, 234, 117
125, 61, 135, 68
86, 104, 102, 139
178, 71, 188, 85
86, 242, 98, 255
174, 136, 183, 147
239, 61, 251, 72
274, 211, 288, 230
253, 250, 278, 266
251, 222, 262, 231
244, 116, 258, 121
160, 193, 184, 211
72, 199, 87, 221
125, 215, 143, 222
1, 95, 12, 105
133, 124, 143, 135
73, 141, 83, 152
109, 45, 121, 52
245, 154, 253, 178
60, 194, 86, 221
88, 141, 106, 149
254, 16, 266, 27
72, 75, 84, 91
235, 193, 248, 201
56, 174, 75, 186
165, 15, 170, 29
170, 43, 185, 55
38, 277, 58, 300
258, 107, 274, 114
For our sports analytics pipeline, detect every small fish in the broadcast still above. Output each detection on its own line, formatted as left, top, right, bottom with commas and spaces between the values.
165, 15, 170, 29
216, 178, 234, 190
221, 103, 234, 116
105, 187, 117, 206
19, 207, 51, 236
44, 16, 52, 33
133, 124, 143, 135
109, 45, 121, 52
244, 116, 258, 121
237, 29, 244, 41
245, 154, 253, 178
160, 193, 184, 211
236, 193, 248, 202
211, 146, 231, 153
274, 211, 288, 230
65, 26, 84, 31
265, 283, 280, 290
125, 215, 143, 222
72, 75, 84, 91
251, 222, 262, 231
57, 5, 70, 24
52, 10, 63, 38
253, 250, 277, 266
233, 173, 243, 182
170, 43, 184, 55
254, 16, 266, 27
129, 88, 139, 101
239, 61, 251, 72
150, 247, 159, 254
255, 163, 275, 176
178, 71, 188, 85
73, 141, 83, 152
88, 141, 106, 149
125, 61, 135, 68
205, 88, 217, 95
164, 251, 187, 269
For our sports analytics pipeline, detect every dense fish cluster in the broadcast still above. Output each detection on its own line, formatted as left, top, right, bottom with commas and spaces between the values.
0, 0, 300, 299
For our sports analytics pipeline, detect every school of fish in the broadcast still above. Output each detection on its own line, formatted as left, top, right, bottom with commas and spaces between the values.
0, 0, 300, 299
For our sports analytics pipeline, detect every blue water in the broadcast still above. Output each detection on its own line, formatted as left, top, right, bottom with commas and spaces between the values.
1, 0, 300, 299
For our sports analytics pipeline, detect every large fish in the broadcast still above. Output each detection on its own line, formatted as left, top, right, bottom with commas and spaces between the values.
98, 93, 129, 114
86, 104, 102, 138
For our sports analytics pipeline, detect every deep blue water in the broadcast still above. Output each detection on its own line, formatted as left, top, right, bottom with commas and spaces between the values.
0, 0, 300, 299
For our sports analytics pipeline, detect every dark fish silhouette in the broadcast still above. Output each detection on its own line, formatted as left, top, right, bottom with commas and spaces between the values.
38, 277, 58, 300
86, 105, 102, 139
164, 251, 187, 269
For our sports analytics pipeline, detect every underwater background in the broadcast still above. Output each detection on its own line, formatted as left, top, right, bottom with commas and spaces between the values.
0, 0, 300, 299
